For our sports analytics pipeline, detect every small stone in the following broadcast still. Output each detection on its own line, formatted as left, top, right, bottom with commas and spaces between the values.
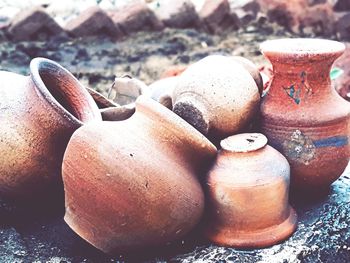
333, 0, 350, 12
199, 0, 231, 33
65, 6, 124, 39
7, 6, 65, 41
109, 1, 164, 34
153, 0, 200, 29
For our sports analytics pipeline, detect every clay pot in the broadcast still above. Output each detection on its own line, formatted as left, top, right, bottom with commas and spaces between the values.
260, 38, 350, 191
87, 76, 150, 121
231, 56, 264, 95
149, 76, 179, 109
62, 96, 217, 254
0, 57, 101, 199
172, 55, 260, 141
205, 133, 297, 248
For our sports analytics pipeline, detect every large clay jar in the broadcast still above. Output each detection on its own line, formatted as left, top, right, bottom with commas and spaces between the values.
172, 55, 260, 141
260, 38, 350, 191
0, 58, 101, 199
62, 96, 217, 254
205, 133, 297, 248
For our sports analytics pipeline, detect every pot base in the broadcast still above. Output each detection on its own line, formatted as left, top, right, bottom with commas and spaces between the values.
206, 207, 297, 249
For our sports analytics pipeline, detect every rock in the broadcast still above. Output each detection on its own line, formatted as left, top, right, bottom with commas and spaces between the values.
153, 0, 200, 29
199, 0, 231, 33
335, 12, 350, 40
65, 6, 124, 39
299, 3, 335, 37
7, 6, 65, 41
333, 0, 350, 12
333, 42, 350, 101
109, 1, 164, 34
230, 0, 261, 27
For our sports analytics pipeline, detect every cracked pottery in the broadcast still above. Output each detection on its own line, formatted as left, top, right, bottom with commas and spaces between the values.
0, 58, 101, 199
205, 133, 297, 248
260, 38, 350, 191
172, 55, 260, 142
62, 95, 217, 254
87, 75, 149, 121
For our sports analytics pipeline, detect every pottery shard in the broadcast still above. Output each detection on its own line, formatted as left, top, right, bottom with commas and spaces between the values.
335, 12, 350, 40
153, 0, 200, 29
65, 6, 124, 39
333, 0, 350, 12
7, 6, 64, 41
199, 0, 231, 33
109, 1, 164, 34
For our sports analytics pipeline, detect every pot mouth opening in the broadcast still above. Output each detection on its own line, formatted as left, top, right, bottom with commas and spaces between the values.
221, 133, 268, 153
260, 38, 345, 58
30, 58, 101, 124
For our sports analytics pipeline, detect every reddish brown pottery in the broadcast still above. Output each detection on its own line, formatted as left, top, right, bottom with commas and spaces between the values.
260, 38, 350, 191
205, 133, 297, 248
0, 57, 101, 199
62, 96, 217, 254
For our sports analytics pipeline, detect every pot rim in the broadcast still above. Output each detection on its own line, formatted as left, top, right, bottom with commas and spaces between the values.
260, 38, 345, 60
134, 95, 217, 156
30, 57, 101, 125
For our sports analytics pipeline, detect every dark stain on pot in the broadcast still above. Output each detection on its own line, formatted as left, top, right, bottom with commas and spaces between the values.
313, 136, 349, 148
282, 129, 316, 164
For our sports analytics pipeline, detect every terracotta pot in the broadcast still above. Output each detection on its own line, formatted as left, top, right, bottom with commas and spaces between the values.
260, 38, 350, 191
62, 96, 217, 254
149, 76, 179, 109
205, 133, 297, 248
172, 55, 260, 141
87, 76, 150, 121
0, 57, 101, 199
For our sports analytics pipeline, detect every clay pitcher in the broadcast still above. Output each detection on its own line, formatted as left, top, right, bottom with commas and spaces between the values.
260, 38, 350, 191
62, 96, 217, 254
205, 133, 297, 248
0, 57, 101, 199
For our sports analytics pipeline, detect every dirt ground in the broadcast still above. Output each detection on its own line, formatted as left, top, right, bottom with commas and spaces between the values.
1, 25, 350, 263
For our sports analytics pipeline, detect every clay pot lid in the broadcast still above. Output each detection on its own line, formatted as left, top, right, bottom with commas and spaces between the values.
220, 133, 267, 153
260, 38, 345, 61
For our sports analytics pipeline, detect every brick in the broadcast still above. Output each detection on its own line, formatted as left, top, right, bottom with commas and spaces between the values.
109, 1, 164, 34
199, 0, 231, 33
153, 0, 200, 29
65, 6, 124, 39
7, 6, 64, 41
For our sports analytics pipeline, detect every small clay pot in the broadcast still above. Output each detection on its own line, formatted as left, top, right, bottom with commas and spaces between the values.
87, 76, 149, 121
172, 55, 260, 141
149, 76, 179, 109
260, 38, 350, 191
205, 133, 297, 248
0, 58, 101, 199
62, 96, 217, 254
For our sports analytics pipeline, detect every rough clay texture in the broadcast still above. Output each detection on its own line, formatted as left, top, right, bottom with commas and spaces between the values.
0, 27, 349, 262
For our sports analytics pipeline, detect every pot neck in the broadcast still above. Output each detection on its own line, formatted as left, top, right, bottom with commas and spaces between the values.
131, 96, 217, 171
30, 57, 101, 126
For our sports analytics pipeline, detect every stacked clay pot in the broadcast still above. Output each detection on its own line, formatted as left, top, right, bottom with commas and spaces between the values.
62, 95, 217, 253
0, 58, 101, 199
172, 55, 261, 142
205, 133, 297, 248
260, 38, 350, 191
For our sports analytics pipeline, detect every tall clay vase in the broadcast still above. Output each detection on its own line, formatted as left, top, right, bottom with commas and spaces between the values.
205, 133, 297, 248
0, 58, 101, 199
260, 38, 350, 191
62, 96, 217, 254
